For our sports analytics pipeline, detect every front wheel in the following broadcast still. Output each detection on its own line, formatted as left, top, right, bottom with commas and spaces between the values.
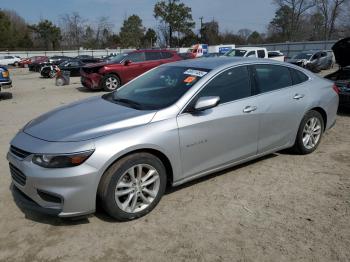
98, 153, 167, 221
292, 110, 324, 154
101, 74, 120, 92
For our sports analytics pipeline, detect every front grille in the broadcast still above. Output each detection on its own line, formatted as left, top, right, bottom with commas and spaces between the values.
10, 145, 31, 159
9, 163, 26, 186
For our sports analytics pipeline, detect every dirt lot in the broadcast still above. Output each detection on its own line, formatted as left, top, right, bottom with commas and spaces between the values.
0, 68, 349, 262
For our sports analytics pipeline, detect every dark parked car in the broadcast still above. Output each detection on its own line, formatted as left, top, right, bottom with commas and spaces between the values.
31, 56, 75, 73
40, 57, 101, 77
48, 56, 73, 65
80, 49, 183, 91
288, 50, 333, 73
0, 65, 12, 93
40, 65, 60, 78
325, 37, 350, 107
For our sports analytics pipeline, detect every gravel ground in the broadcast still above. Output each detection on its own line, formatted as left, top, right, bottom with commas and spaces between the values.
0, 68, 349, 262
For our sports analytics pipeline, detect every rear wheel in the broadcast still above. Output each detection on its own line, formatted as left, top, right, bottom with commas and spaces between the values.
98, 153, 167, 221
101, 74, 120, 92
292, 110, 324, 154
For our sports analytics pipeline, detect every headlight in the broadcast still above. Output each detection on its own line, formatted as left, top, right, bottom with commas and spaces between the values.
2, 71, 9, 78
32, 150, 94, 168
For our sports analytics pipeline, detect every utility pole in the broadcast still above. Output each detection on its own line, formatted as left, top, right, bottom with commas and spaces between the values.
199, 16, 204, 41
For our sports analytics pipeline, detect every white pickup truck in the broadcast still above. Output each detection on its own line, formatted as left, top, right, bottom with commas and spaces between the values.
225, 47, 285, 61
225, 47, 268, 58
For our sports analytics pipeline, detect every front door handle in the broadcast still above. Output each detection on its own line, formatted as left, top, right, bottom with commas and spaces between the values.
293, 94, 305, 100
243, 106, 257, 113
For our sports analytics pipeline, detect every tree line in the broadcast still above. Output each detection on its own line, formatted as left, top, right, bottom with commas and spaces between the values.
0, 0, 349, 51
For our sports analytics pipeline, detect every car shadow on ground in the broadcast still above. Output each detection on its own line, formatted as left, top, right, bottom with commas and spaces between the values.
76, 86, 101, 93
0, 92, 13, 100
10, 153, 280, 225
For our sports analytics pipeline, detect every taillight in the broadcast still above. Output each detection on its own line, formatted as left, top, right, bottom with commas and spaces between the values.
332, 84, 340, 94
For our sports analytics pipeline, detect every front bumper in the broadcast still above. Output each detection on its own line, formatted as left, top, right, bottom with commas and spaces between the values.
7, 132, 99, 217
80, 72, 102, 90
11, 184, 62, 216
0, 79, 12, 90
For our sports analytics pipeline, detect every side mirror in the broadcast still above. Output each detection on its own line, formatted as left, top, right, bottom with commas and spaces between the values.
193, 96, 220, 112
124, 59, 132, 66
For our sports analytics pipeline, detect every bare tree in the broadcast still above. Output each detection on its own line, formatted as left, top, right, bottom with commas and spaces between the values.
273, 0, 316, 40
95, 16, 113, 47
237, 28, 252, 41
316, 0, 349, 40
338, 1, 350, 37
59, 12, 86, 48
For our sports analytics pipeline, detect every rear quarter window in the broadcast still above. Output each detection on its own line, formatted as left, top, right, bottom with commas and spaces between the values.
290, 68, 309, 85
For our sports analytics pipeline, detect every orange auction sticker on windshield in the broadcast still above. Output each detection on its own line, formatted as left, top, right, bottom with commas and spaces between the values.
184, 76, 196, 83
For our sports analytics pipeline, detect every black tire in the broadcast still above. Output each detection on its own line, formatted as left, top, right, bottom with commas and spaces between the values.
292, 110, 324, 155
97, 153, 167, 221
101, 74, 121, 92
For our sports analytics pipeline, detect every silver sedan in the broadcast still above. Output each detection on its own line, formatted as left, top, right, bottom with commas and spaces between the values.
7, 57, 339, 220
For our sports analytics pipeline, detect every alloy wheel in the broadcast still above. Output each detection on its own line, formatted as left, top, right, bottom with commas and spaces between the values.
105, 77, 119, 90
302, 117, 322, 150
115, 164, 160, 213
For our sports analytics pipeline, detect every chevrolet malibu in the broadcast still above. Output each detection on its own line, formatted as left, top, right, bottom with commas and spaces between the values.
8, 57, 338, 221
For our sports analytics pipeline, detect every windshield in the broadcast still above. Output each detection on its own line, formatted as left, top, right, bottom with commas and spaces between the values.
105, 53, 128, 63
293, 53, 313, 60
104, 66, 211, 110
225, 49, 247, 57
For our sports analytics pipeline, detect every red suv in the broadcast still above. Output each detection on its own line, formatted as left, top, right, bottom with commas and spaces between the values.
80, 50, 183, 91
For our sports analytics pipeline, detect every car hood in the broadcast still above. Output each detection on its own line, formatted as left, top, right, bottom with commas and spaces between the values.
24, 96, 156, 142
332, 37, 350, 68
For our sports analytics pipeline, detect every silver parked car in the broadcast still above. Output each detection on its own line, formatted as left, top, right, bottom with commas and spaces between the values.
7, 57, 338, 220
288, 50, 334, 72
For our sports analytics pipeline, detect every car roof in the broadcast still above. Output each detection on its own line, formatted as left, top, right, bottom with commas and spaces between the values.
236, 47, 266, 51
132, 49, 176, 53
166, 57, 275, 70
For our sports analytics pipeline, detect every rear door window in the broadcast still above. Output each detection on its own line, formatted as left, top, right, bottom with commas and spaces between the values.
145, 52, 162, 61
254, 64, 292, 93
257, 50, 266, 58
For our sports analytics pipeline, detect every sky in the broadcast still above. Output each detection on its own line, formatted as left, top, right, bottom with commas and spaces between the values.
0, 0, 276, 33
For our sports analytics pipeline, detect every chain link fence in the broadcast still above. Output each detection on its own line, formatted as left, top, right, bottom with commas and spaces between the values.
238, 40, 337, 58
0, 40, 338, 59
0, 48, 135, 58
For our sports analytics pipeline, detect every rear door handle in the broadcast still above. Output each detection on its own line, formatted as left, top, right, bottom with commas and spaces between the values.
243, 106, 257, 113
293, 94, 305, 100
